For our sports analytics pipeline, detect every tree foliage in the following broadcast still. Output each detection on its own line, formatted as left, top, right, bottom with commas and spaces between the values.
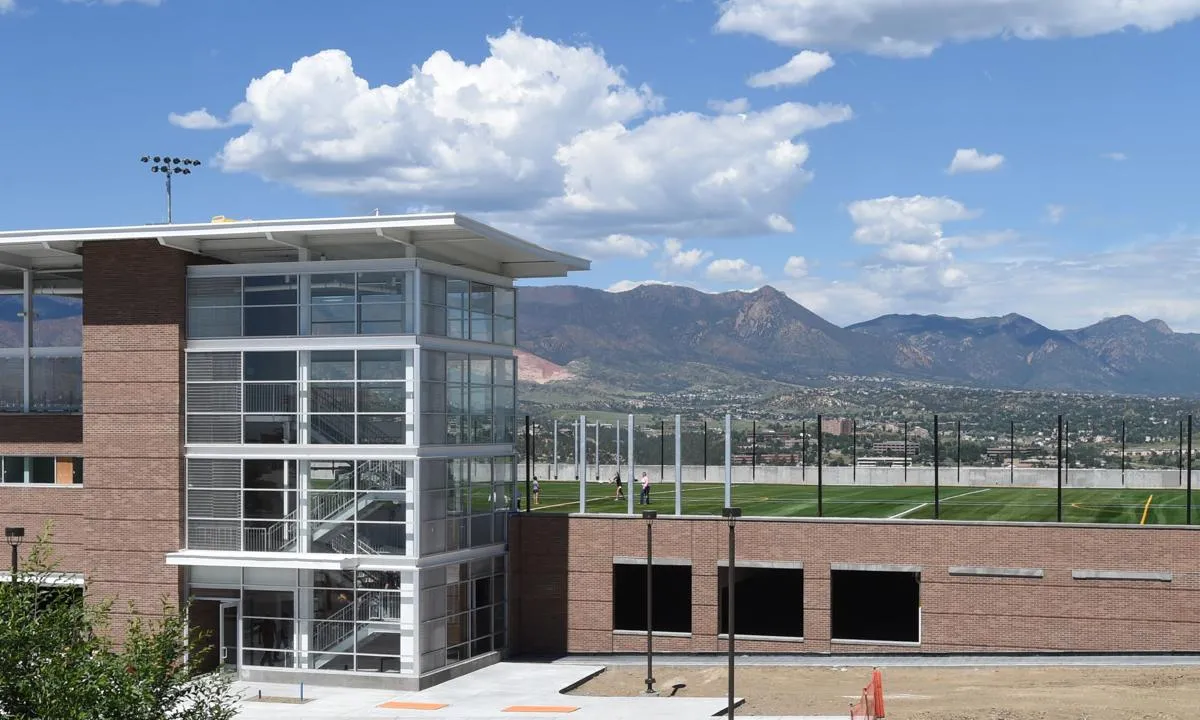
0, 530, 240, 719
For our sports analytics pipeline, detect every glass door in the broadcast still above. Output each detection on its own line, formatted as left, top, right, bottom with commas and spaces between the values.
219, 600, 239, 672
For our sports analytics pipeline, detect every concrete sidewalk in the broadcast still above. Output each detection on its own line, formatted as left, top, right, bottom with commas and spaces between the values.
231, 662, 745, 719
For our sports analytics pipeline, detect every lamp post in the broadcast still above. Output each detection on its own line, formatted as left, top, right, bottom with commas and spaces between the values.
722, 506, 742, 718
140, 155, 200, 224
642, 510, 658, 695
5, 526, 24, 580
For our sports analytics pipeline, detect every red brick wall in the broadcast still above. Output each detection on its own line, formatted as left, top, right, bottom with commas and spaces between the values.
510, 515, 1200, 656
80, 239, 193, 635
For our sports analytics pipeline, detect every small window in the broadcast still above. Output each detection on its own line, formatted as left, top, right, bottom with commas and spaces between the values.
831, 569, 920, 643
29, 457, 55, 484
718, 566, 804, 638
612, 563, 692, 634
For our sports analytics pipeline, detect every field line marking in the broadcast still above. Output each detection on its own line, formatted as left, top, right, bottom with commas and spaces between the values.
888, 488, 989, 519
1140, 495, 1153, 525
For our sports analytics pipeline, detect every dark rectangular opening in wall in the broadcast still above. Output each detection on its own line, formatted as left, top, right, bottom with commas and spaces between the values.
831, 569, 919, 643
718, 566, 804, 638
612, 563, 692, 633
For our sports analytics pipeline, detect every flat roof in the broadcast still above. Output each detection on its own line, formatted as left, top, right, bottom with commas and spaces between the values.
0, 213, 591, 278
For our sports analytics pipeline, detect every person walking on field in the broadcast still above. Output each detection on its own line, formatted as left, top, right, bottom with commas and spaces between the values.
639, 471, 651, 505
613, 472, 625, 501
532, 476, 540, 506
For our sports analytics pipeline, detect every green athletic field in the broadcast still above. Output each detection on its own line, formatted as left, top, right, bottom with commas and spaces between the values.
524, 480, 1192, 525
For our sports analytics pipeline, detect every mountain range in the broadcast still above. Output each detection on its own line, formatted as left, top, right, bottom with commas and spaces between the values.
516, 284, 1200, 396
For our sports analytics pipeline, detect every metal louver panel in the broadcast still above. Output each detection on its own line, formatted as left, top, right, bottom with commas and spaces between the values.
187, 520, 241, 551
186, 415, 242, 444
186, 458, 242, 488
187, 489, 241, 519
186, 384, 241, 413
187, 277, 242, 306
187, 353, 241, 382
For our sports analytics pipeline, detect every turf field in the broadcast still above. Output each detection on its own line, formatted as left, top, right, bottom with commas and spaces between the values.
524, 480, 1191, 525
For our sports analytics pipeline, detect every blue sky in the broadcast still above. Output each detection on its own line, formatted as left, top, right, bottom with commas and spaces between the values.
3, 0, 1200, 329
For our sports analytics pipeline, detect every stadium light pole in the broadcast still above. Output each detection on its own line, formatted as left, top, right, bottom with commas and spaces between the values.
903, 421, 909, 483
524, 416, 532, 513
751, 421, 757, 480
933, 415, 940, 519
816, 414, 823, 517
703, 419, 708, 481
801, 420, 807, 482
1188, 415, 1193, 525
1009, 420, 1015, 485
1121, 420, 1126, 485
1056, 415, 1064, 523
642, 510, 658, 695
722, 506, 743, 718
852, 419, 857, 483
956, 420, 962, 484
141, 155, 200, 223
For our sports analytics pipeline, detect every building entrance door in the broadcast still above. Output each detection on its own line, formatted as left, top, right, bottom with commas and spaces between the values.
218, 600, 239, 672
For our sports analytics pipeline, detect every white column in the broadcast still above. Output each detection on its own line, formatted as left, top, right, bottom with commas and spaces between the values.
21, 269, 30, 413
627, 414, 635, 515
724, 414, 733, 508
594, 422, 600, 482
615, 420, 621, 479
578, 414, 587, 513
297, 570, 313, 666
674, 414, 682, 516
552, 419, 559, 480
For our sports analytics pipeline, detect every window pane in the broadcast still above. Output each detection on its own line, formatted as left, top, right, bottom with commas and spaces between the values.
310, 415, 355, 444
446, 354, 467, 384
29, 457, 54, 484
493, 316, 515, 345
494, 287, 515, 318
1, 456, 23, 483
446, 384, 466, 414
359, 383, 405, 413
309, 304, 356, 336
422, 350, 446, 381
359, 302, 407, 335
358, 415, 406, 444
244, 460, 295, 490
469, 357, 492, 385
446, 280, 469, 309
188, 307, 241, 338
358, 272, 405, 302
0, 357, 22, 411
493, 358, 514, 386
243, 417, 297, 444
32, 272, 82, 348
30, 355, 81, 412
422, 305, 447, 336
358, 350, 406, 381
310, 351, 354, 381
188, 276, 241, 307
423, 273, 446, 304
310, 383, 354, 413
244, 352, 296, 381
244, 306, 297, 337
0, 276, 23, 349
310, 273, 356, 304
243, 275, 298, 306
469, 312, 491, 342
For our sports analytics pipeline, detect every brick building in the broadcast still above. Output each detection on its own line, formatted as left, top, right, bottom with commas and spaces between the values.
0, 214, 587, 690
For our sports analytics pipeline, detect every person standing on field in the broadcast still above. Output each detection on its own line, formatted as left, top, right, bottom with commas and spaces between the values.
640, 471, 651, 504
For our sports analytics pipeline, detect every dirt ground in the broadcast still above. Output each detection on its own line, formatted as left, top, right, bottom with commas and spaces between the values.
570, 664, 1198, 718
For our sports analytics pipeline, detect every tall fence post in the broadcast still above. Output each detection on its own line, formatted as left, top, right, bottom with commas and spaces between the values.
659, 420, 665, 484
851, 418, 857, 483
724, 414, 733, 508
1056, 414, 1063, 523
1188, 415, 1193, 525
525, 415, 532, 513
933, 414, 940, 519
594, 421, 600, 483
903, 420, 909, 483
956, 419, 962, 484
579, 414, 587, 514
627, 414, 635, 515
816, 414, 823, 518
801, 420, 807, 482
1009, 420, 1015, 485
1121, 419, 1126, 485
552, 419, 558, 480
674, 414, 682, 516
751, 421, 757, 480
703, 419, 708, 482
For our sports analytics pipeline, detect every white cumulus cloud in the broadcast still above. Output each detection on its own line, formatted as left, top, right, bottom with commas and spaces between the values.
1102, 151, 1128, 161
168, 108, 230, 130
715, 0, 1200, 57
178, 28, 852, 240
0, 0, 15, 13
657, 238, 712, 274
783, 255, 808, 278
848, 195, 980, 246
707, 257, 767, 284
766, 213, 795, 232
577, 234, 655, 260
607, 279, 691, 293
708, 97, 750, 114
947, 148, 1005, 174
1045, 204, 1066, 224
747, 50, 834, 87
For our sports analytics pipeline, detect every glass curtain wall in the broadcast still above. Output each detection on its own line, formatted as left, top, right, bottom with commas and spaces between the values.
419, 557, 506, 673
420, 351, 516, 445
0, 269, 82, 412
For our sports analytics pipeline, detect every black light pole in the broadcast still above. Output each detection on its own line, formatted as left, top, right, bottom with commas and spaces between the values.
642, 510, 658, 695
525, 416, 532, 513
801, 420, 807, 481
852, 419, 857, 483
1121, 420, 1126, 485
751, 421, 757, 480
1180, 419, 1185, 487
722, 507, 743, 718
1188, 415, 1193, 525
956, 420, 962, 483
659, 420, 665, 482
1065, 419, 1070, 484
1056, 415, 1064, 523
1009, 421, 1015, 485
5, 527, 24, 580
933, 415, 940, 519
140, 155, 200, 223
816, 415, 823, 517
703, 420, 708, 481
903, 420, 909, 483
